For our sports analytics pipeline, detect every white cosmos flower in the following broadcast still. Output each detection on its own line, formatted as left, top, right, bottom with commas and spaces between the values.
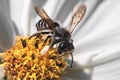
0, 0, 120, 80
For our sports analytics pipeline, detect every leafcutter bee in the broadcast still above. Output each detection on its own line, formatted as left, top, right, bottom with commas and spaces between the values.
30, 4, 86, 67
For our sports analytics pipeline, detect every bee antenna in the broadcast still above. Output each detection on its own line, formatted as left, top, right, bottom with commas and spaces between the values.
69, 53, 73, 68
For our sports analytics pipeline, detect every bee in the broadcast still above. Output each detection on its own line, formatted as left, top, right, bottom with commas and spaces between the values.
30, 4, 86, 67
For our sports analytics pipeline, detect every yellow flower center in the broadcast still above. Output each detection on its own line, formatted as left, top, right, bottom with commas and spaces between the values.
3, 34, 67, 80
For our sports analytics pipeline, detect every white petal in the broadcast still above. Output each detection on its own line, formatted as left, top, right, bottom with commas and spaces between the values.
0, 0, 16, 52
10, 0, 32, 35
74, 0, 120, 55
0, 67, 4, 79
64, 0, 120, 80
92, 58, 120, 80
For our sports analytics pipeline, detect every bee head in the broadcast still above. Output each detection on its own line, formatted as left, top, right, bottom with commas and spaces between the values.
57, 41, 74, 55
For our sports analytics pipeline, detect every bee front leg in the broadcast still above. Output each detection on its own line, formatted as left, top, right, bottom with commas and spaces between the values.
29, 30, 55, 55
40, 34, 55, 55
29, 30, 54, 39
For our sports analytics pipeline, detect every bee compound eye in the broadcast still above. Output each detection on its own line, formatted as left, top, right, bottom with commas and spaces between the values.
53, 22, 60, 27
57, 43, 64, 54
57, 42, 74, 54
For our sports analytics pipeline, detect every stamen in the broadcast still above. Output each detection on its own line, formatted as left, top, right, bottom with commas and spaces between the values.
3, 36, 68, 80
34, 40, 39, 48
21, 39, 26, 48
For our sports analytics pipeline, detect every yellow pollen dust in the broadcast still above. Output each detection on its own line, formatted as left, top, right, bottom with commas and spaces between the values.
1, 34, 67, 80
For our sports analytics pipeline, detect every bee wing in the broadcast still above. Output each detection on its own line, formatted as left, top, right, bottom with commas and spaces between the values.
69, 4, 86, 33
35, 7, 57, 32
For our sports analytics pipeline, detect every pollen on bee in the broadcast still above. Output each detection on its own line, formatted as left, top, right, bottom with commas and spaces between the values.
1, 34, 68, 80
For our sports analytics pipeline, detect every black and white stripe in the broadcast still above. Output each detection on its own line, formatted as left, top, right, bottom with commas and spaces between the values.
36, 19, 49, 31
36, 19, 60, 31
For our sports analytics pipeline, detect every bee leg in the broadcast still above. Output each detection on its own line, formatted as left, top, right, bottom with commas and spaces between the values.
31, 30, 55, 55
40, 38, 57, 55
42, 32, 55, 47
29, 30, 55, 55
29, 30, 54, 39
29, 32, 41, 39
40, 34, 54, 55
21, 39, 26, 48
